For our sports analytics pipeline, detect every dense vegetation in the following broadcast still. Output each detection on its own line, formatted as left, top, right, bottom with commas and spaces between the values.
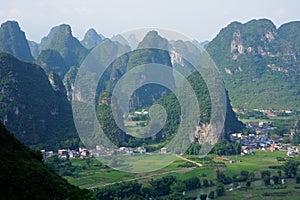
94, 32, 243, 147
0, 122, 94, 200
154, 71, 243, 143
94, 175, 213, 200
45, 24, 89, 69
37, 49, 68, 78
207, 19, 300, 110
211, 140, 241, 156
0, 52, 78, 149
96, 70, 243, 148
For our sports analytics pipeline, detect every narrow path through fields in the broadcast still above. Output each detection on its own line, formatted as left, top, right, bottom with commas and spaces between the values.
175, 154, 203, 167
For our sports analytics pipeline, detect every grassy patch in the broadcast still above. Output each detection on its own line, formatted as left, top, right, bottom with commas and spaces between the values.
223, 150, 285, 177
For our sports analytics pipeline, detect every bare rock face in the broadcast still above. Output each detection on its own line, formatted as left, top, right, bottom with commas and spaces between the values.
231, 31, 244, 60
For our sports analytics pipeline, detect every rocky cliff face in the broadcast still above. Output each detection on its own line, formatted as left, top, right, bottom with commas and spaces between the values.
0, 21, 34, 62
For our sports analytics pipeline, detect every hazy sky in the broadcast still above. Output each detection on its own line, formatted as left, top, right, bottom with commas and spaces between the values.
0, 0, 299, 42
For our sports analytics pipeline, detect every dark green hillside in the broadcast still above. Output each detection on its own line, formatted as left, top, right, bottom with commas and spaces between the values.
0, 122, 94, 200
37, 49, 68, 78
96, 91, 128, 146
207, 19, 300, 110
0, 53, 78, 149
47, 24, 89, 68
155, 71, 243, 142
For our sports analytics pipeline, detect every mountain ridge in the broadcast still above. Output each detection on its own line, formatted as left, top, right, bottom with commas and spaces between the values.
206, 18, 300, 110
0, 21, 34, 62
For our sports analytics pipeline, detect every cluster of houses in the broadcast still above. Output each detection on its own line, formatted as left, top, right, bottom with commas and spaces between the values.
256, 109, 292, 117
117, 146, 147, 154
116, 146, 168, 155
134, 109, 149, 115
91, 145, 168, 157
246, 122, 275, 134
40, 147, 91, 160
231, 121, 299, 157
93, 145, 148, 156
231, 132, 281, 153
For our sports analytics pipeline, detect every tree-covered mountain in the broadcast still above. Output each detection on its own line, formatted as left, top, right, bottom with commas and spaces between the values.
81, 28, 103, 49
92, 31, 176, 112
93, 31, 243, 147
0, 122, 94, 200
46, 24, 89, 69
154, 71, 243, 144
30, 24, 89, 77
36, 49, 68, 78
0, 21, 34, 62
206, 19, 300, 110
126, 31, 175, 109
0, 52, 78, 149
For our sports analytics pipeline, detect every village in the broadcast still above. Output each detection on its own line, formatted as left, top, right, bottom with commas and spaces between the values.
230, 121, 299, 157
41, 118, 299, 161
40, 144, 172, 160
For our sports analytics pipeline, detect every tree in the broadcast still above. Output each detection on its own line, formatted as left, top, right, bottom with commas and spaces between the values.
170, 181, 186, 194
296, 175, 300, 184
166, 192, 185, 200
200, 194, 207, 200
149, 175, 177, 196
203, 179, 209, 187
212, 140, 241, 156
283, 160, 300, 178
215, 183, 225, 196
240, 170, 249, 181
185, 142, 202, 155
273, 175, 280, 184
261, 170, 271, 179
184, 177, 201, 190
246, 181, 251, 187
216, 170, 232, 184
264, 177, 271, 186
208, 191, 215, 199
248, 172, 255, 182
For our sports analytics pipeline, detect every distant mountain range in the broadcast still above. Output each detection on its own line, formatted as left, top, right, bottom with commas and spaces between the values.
1, 18, 299, 148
